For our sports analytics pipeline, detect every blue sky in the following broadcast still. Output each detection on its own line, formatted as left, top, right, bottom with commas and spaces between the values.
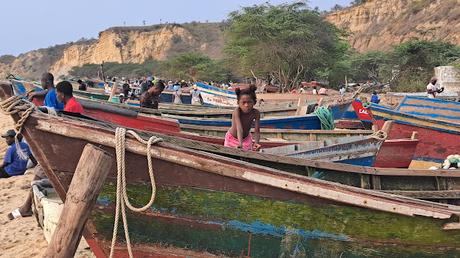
0, 0, 351, 56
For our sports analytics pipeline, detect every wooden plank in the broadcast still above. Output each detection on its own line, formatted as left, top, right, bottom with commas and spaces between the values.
44, 144, 114, 258
360, 174, 371, 189
372, 175, 382, 190
382, 190, 460, 199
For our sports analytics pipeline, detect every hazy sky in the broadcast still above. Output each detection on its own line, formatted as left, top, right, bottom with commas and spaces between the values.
0, 0, 351, 56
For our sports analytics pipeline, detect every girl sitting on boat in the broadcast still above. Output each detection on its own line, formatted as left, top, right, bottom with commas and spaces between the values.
224, 85, 261, 151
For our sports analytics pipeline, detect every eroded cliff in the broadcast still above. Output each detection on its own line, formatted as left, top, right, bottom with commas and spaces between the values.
1, 23, 224, 79
326, 0, 460, 52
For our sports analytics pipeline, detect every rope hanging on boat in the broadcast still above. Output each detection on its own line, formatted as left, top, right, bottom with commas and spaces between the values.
0, 95, 36, 160
110, 127, 163, 258
314, 106, 335, 130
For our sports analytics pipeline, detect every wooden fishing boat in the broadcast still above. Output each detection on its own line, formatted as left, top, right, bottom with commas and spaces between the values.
261, 129, 418, 168
369, 103, 460, 169
165, 113, 323, 130
195, 82, 237, 107
4, 94, 460, 257
396, 95, 460, 124
262, 135, 385, 166
180, 124, 372, 141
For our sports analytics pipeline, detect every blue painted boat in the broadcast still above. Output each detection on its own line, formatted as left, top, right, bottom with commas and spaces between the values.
396, 95, 460, 124
165, 113, 322, 130
195, 82, 237, 107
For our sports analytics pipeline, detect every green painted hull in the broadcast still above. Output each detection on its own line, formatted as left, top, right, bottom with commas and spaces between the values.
92, 184, 460, 257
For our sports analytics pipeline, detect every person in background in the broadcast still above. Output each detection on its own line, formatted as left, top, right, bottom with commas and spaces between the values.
339, 85, 346, 96
121, 80, 131, 103
140, 76, 154, 94
0, 130, 36, 179
299, 85, 307, 94
370, 91, 381, 104
56, 81, 84, 114
2, 130, 39, 220
427, 77, 444, 98
224, 85, 261, 151
318, 87, 327, 95
191, 85, 203, 105
140, 80, 165, 109
173, 83, 183, 104
167, 80, 174, 90
77, 79, 87, 91
28, 73, 64, 111
312, 86, 318, 95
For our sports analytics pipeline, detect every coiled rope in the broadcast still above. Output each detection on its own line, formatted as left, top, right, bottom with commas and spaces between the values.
110, 128, 162, 258
314, 106, 335, 130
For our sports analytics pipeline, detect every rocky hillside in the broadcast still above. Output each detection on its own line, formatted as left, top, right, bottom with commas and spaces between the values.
326, 0, 460, 52
0, 23, 224, 79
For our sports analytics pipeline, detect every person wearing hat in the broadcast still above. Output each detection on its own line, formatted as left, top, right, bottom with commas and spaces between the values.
0, 130, 36, 179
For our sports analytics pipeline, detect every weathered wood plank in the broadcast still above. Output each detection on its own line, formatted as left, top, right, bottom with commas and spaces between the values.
44, 144, 114, 258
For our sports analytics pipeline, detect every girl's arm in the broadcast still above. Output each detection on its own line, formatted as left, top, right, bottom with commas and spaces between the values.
234, 108, 244, 148
253, 110, 261, 150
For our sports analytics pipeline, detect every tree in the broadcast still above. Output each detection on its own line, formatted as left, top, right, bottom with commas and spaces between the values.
391, 40, 460, 91
159, 52, 231, 82
350, 51, 391, 83
225, 2, 348, 92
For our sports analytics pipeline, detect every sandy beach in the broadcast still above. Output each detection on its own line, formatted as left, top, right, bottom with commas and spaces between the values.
0, 113, 92, 258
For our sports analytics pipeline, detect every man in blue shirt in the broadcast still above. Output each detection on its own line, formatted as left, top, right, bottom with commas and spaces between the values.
28, 72, 64, 111
370, 91, 381, 104
0, 130, 37, 178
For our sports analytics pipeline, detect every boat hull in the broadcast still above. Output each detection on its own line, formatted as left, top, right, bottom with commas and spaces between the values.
286, 138, 384, 166
370, 104, 460, 168
397, 96, 460, 124
169, 114, 322, 130
195, 82, 237, 107
16, 114, 460, 257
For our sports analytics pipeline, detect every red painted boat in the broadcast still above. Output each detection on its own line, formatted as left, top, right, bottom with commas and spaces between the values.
374, 139, 419, 168
368, 103, 460, 169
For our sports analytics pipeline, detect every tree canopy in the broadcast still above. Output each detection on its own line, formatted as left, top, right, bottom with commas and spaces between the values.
225, 2, 348, 92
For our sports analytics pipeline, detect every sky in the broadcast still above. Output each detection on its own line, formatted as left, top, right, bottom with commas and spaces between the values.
0, 0, 351, 56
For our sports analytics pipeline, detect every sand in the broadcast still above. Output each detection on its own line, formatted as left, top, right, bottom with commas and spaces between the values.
0, 113, 93, 258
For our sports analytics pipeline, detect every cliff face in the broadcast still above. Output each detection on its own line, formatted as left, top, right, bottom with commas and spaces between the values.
326, 0, 460, 52
0, 23, 224, 79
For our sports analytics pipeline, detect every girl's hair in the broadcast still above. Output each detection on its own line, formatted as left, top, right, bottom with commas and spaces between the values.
235, 85, 257, 103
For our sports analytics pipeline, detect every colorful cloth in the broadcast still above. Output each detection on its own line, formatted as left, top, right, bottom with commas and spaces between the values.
224, 131, 253, 151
